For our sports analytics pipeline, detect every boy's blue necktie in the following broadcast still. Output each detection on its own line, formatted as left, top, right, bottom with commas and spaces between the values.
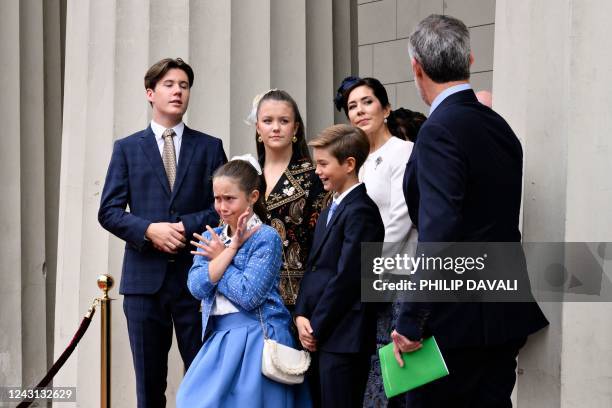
326, 202, 338, 226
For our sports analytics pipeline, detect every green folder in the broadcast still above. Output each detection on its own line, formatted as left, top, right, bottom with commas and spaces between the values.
379, 336, 449, 398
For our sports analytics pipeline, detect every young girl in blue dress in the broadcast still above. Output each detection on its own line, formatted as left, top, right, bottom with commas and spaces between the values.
176, 157, 311, 408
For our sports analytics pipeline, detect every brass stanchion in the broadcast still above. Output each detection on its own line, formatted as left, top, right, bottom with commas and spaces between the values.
97, 274, 114, 408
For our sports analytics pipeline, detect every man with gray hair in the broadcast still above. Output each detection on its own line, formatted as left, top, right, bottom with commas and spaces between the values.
393, 15, 548, 407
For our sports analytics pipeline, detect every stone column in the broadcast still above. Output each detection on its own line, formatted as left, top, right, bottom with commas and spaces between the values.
43, 0, 66, 371
494, 1, 612, 406
188, 0, 232, 149
228, 0, 272, 156
55, 1, 354, 406
0, 0, 24, 389
18, 0, 49, 387
0, 0, 62, 390
332, 0, 358, 125
54, 0, 118, 403
306, 0, 335, 134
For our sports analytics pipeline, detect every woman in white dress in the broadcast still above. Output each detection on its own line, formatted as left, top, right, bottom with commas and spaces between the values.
334, 76, 426, 407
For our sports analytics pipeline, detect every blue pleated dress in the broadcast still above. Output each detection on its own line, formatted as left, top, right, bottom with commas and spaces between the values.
177, 311, 311, 407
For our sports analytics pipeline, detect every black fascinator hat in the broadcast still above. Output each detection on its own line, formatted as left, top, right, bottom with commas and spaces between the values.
333, 76, 361, 112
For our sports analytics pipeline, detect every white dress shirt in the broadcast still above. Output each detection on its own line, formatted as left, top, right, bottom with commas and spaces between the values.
150, 120, 184, 163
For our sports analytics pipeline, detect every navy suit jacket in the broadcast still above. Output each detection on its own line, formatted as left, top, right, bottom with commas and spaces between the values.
295, 184, 384, 354
98, 125, 227, 295
398, 89, 548, 349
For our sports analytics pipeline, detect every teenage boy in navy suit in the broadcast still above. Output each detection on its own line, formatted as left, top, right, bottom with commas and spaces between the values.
295, 124, 385, 408
98, 58, 226, 407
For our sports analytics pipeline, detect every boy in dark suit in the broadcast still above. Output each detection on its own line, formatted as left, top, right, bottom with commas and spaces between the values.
98, 58, 227, 407
295, 124, 385, 408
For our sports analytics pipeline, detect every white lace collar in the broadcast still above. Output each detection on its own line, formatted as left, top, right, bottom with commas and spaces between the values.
218, 213, 263, 247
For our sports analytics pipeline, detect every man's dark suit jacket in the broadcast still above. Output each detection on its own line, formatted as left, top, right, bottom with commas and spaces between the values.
98, 125, 227, 294
398, 89, 548, 350
295, 184, 384, 354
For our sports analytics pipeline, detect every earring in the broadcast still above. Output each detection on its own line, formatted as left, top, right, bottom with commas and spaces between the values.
384, 117, 388, 124
292, 135, 298, 143
257, 135, 263, 143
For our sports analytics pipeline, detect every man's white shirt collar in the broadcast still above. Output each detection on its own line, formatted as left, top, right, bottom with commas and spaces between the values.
150, 120, 184, 162
429, 83, 472, 115
151, 120, 185, 139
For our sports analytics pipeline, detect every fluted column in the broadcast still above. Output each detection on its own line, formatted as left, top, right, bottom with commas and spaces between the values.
188, 0, 232, 148
18, 0, 49, 387
42, 0, 66, 371
55, 0, 116, 405
331, 0, 358, 125
0, 0, 24, 389
494, 1, 612, 407
0, 0, 61, 391
306, 0, 335, 134
229, 0, 272, 155
188, 0, 357, 155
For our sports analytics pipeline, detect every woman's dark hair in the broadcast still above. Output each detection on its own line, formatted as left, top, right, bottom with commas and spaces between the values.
255, 90, 311, 165
334, 76, 390, 115
334, 76, 427, 143
213, 160, 268, 222
387, 108, 427, 143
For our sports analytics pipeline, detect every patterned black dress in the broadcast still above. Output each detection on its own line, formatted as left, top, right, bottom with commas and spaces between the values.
264, 158, 326, 306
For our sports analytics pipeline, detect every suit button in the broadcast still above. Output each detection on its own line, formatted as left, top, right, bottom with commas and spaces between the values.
311, 266, 317, 272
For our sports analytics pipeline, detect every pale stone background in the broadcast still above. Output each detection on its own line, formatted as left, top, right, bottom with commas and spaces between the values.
1, 0, 611, 407
357, 0, 496, 115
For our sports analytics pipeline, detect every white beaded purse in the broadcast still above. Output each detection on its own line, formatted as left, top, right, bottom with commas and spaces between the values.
257, 308, 311, 385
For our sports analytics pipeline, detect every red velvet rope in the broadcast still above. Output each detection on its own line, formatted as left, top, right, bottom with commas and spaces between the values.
17, 308, 95, 408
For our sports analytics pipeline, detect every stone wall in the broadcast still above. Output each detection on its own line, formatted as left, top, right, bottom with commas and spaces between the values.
494, 1, 612, 406
357, 0, 496, 114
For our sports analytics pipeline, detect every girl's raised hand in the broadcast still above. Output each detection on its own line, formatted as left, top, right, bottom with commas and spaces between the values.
230, 207, 260, 249
191, 226, 225, 259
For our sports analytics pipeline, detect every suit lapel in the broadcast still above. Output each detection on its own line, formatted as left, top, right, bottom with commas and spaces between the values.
172, 126, 196, 200
404, 151, 419, 226
139, 127, 171, 197
308, 185, 363, 260
309, 206, 329, 260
